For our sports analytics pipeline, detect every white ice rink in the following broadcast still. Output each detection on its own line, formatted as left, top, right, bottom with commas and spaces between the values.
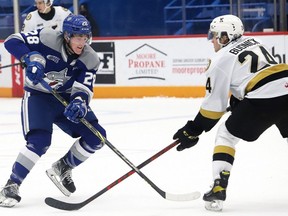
1, 97, 288, 216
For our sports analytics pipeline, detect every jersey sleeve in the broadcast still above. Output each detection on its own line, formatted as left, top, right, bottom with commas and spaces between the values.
201, 59, 231, 114
70, 80, 94, 104
21, 13, 35, 32
70, 47, 100, 104
70, 68, 96, 104
192, 58, 231, 132
4, 29, 43, 60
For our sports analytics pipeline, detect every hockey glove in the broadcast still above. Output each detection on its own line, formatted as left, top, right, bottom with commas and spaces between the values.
173, 120, 201, 151
22, 51, 46, 85
64, 97, 88, 123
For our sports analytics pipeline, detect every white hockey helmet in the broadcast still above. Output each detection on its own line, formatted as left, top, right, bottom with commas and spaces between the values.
44, 0, 53, 6
208, 14, 244, 44
35, 0, 53, 7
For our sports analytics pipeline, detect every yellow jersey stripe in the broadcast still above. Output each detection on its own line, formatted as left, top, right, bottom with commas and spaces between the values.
246, 64, 288, 93
199, 108, 225, 120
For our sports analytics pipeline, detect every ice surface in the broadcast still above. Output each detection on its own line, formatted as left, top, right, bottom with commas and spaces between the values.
1, 97, 288, 216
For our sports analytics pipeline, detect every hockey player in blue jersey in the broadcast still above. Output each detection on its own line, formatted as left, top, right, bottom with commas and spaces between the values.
0, 14, 106, 207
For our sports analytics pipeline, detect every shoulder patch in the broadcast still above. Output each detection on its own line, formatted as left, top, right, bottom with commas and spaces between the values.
26, 13, 32, 20
62, 7, 68, 11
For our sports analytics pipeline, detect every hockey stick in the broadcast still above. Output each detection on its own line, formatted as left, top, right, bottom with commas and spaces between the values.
0, 62, 21, 69
45, 140, 200, 211
40, 80, 200, 208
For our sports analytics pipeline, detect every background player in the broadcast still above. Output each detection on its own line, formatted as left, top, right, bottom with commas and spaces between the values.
0, 14, 106, 207
22, 0, 72, 32
173, 14, 288, 211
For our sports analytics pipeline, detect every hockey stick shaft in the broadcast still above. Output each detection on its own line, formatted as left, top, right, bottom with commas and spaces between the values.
40, 80, 200, 203
41, 78, 167, 197
0, 62, 21, 69
45, 140, 179, 210
85, 140, 179, 200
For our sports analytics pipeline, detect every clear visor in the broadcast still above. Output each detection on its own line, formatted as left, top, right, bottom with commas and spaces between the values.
73, 33, 92, 45
207, 30, 217, 40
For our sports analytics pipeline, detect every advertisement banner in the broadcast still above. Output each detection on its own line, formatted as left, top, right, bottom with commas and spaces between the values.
0, 33, 288, 97
112, 37, 211, 86
90, 42, 116, 84
11, 56, 24, 97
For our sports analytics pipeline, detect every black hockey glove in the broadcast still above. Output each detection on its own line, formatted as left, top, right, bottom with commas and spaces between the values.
173, 120, 201, 151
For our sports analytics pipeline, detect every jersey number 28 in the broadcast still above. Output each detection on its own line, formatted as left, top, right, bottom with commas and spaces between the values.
23, 30, 40, 44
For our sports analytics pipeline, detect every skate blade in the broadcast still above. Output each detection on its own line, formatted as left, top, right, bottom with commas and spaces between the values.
205, 200, 223, 211
0, 196, 19, 208
46, 168, 71, 197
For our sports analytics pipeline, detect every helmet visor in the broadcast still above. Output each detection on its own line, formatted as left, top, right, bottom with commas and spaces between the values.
207, 30, 217, 40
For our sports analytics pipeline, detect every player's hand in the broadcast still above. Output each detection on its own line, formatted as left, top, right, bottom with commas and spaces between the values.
22, 51, 46, 85
173, 121, 200, 151
64, 97, 88, 123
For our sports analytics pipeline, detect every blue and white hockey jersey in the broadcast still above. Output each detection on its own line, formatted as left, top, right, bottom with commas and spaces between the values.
4, 28, 100, 104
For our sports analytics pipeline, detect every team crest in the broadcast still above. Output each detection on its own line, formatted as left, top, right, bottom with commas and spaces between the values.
26, 13, 32, 20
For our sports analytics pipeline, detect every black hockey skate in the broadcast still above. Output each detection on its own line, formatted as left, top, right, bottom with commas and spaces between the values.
46, 158, 76, 196
0, 179, 21, 207
203, 170, 230, 211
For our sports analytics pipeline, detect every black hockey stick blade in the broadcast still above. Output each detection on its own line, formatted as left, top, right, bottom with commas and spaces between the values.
45, 140, 200, 210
